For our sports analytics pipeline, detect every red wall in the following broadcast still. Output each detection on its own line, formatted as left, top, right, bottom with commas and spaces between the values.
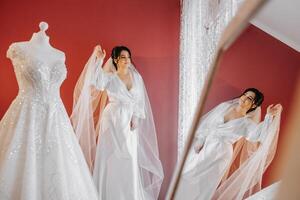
205, 25, 300, 187
0, 0, 180, 198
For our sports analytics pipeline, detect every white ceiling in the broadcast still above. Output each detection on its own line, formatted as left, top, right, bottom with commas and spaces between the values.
251, 0, 300, 52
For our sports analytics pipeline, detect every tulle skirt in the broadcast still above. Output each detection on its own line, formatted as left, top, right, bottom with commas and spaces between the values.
0, 95, 98, 200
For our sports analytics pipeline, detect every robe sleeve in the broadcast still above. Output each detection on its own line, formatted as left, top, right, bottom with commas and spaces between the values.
91, 58, 112, 90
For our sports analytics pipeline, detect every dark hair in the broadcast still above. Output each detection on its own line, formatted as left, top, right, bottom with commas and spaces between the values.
111, 46, 131, 70
241, 88, 264, 113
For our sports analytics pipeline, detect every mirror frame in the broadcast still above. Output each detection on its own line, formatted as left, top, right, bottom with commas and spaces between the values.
277, 77, 300, 199
166, 0, 268, 199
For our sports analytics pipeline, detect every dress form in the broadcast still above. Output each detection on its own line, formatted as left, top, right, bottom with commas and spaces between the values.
0, 21, 99, 200
25, 22, 65, 63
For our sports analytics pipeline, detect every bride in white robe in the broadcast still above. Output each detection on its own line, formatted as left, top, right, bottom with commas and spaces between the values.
175, 88, 282, 200
71, 45, 164, 200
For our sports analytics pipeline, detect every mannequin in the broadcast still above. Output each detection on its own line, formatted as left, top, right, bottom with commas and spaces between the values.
30, 22, 51, 47
19, 22, 65, 65
0, 22, 98, 200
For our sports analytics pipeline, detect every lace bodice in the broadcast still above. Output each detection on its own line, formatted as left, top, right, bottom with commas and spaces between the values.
7, 43, 67, 102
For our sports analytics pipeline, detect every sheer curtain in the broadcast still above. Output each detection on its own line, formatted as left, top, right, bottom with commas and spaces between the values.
178, 0, 244, 156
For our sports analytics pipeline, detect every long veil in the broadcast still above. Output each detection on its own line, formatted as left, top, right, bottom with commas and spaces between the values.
134, 73, 165, 199
70, 51, 115, 171
186, 98, 280, 199
213, 100, 281, 199
71, 51, 164, 198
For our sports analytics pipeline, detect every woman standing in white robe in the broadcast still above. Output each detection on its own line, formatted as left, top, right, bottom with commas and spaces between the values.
71, 45, 164, 200
175, 88, 282, 200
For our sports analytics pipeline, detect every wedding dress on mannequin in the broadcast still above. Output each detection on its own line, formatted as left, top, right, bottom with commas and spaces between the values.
0, 22, 98, 200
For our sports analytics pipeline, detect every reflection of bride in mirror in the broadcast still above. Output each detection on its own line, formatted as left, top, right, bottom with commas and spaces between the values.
176, 88, 282, 200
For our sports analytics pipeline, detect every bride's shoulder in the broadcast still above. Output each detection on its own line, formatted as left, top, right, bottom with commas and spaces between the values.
217, 101, 232, 108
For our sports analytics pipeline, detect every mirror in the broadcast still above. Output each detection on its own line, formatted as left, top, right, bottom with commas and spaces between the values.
167, 0, 300, 199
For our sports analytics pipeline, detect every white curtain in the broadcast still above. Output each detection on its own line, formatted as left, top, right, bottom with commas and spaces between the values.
178, 0, 244, 157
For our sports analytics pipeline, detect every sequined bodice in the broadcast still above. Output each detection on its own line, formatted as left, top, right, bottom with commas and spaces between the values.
7, 43, 67, 103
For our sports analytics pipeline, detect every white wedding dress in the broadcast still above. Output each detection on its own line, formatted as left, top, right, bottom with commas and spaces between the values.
0, 25, 98, 200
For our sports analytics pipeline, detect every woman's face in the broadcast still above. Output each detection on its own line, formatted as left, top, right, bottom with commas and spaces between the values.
115, 50, 131, 69
239, 91, 256, 111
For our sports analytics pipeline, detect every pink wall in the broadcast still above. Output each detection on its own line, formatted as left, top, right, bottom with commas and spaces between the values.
205, 25, 300, 186
0, 0, 180, 198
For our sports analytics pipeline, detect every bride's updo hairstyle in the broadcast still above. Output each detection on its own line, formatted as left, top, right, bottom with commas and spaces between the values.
111, 46, 131, 70
240, 88, 264, 113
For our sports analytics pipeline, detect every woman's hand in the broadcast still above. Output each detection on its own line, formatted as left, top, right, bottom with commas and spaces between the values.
94, 45, 106, 60
267, 104, 283, 116
130, 117, 139, 131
